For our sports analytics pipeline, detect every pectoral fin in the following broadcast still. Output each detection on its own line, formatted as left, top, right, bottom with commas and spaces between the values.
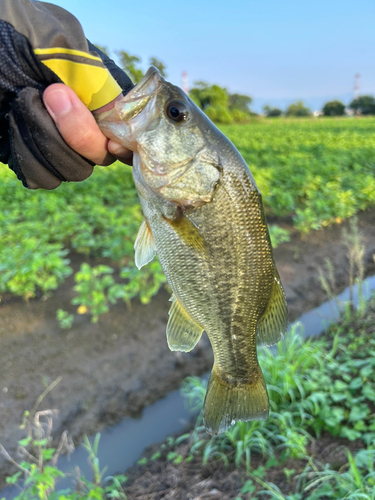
167, 295, 204, 352
257, 276, 288, 347
165, 214, 205, 253
134, 219, 156, 270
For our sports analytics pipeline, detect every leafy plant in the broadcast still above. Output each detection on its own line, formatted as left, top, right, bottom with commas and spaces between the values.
56, 309, 74, 330
268, 225, 291, 248
0, 386, 128, 500
72, 264, 125, 323
1, 117, 375, 321
304, 448, 375, 499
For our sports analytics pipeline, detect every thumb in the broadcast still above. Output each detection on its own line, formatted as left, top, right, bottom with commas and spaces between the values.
43, 84, 115, 166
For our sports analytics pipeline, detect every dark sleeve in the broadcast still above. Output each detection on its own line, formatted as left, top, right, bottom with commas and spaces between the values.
0, 0, 133, 189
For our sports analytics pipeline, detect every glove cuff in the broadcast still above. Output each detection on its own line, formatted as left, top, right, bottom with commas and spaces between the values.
35, 47, 123, 111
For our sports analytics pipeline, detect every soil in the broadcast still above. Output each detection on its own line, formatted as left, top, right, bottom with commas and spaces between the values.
0, 208, 375, 489
122, 434, 365, 500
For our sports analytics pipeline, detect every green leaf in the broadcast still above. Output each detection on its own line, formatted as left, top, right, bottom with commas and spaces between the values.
363, 385, 375, 401
173, 454, 183, 464
18, 436, 32, 447
349, 404, 369, 422
150, 451, 161, 461
6, 472, 22, 485
331, 392, 346, 402
349, 377, 363, 390
333, 380, 348, 391
265, 456, 279, 468
360, 365, 372, 378
340, 426, 362, 441
241, 480, 255, 494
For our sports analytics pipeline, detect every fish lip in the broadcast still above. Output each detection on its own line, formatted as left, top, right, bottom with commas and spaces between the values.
123, 66, 162, 101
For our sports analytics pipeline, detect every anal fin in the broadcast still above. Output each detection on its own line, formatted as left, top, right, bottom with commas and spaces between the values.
257, 275, 288, 347
167, 295, 204, 352
134, 219, 156, 270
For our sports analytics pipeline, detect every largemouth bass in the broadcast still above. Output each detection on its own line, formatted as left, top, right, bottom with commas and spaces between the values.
96, 67, 288, 435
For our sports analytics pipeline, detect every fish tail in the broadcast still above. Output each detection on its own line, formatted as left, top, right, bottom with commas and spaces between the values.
203, 364, 269, 435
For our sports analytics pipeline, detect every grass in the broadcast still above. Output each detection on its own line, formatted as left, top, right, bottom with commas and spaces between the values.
0, 383, 128, 500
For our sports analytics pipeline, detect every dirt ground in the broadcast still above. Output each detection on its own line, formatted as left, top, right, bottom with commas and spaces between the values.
0, 208, 374, 488
122, 434, 365, 499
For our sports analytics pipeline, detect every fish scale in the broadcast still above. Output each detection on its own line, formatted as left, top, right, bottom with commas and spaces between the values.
194, 174, 271, 377
96, 66, 288, 434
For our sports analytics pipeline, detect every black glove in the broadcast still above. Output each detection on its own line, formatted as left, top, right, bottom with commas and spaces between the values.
0, 2, 134, 189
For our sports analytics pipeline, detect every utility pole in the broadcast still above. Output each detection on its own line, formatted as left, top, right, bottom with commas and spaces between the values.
182, 71, 188, 94
354, 73, 360, 100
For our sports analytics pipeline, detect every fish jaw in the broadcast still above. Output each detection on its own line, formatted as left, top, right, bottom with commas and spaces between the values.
95, 66, 162, 151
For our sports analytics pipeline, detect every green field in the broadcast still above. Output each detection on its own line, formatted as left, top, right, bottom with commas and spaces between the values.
1, 117, 374, 320
222, 117, 375, 230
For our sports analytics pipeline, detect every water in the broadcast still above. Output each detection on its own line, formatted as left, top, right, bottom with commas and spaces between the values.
2, 276, 375, 498
299, 275, 375, 338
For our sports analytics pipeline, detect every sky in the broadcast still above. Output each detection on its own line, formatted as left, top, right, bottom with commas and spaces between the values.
50, 0, 374, 112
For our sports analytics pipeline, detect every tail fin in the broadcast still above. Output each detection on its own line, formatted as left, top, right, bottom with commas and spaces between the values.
203, 365, 269, 435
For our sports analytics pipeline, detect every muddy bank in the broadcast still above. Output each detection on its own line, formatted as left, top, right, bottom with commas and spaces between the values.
0, 208, 374, 486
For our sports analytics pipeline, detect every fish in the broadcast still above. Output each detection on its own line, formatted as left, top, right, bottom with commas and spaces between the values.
96, 67, 288, 435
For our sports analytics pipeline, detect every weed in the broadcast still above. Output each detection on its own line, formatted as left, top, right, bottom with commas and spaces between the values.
0, 382, 128, 500
268, 225, 291, 249
56, 309, 74, 330
319, 215, 368, 321
342, 216, 366, 315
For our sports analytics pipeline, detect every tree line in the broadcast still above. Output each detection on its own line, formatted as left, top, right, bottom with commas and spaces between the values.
96, 46, 375, 122
264, 96, 375, 117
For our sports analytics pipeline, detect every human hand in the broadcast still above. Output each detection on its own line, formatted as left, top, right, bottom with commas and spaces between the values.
0, 4, 135, 189
43, 84, 133, 167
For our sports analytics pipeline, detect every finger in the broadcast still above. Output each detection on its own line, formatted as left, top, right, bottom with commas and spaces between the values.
43, 84, 115, 166
108, 140, 133, 166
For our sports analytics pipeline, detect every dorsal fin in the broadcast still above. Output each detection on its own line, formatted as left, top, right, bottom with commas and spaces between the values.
167, 295, 204, 352
257, 276, 288, 346
134, 219, 156, 270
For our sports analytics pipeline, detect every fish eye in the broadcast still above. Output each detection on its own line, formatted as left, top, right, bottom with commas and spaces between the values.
166, 100, 188, 123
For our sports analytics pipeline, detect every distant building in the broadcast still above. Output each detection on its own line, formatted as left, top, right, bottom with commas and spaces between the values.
313, 110, 323, 117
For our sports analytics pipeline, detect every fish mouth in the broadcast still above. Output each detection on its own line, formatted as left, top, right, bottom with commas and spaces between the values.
124, 66, 162, 101
113, 66, 162, 122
